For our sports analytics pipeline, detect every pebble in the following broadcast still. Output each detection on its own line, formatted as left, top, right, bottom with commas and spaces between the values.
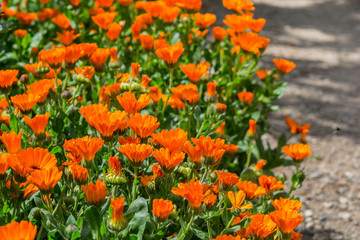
304, 210, 313, 218
323, 202, 334, 208
340, 212, 351, 221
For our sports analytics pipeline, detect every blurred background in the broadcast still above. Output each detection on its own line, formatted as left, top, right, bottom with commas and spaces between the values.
203, 0, 360, 239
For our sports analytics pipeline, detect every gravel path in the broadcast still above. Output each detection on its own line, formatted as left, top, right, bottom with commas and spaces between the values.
203, 0, 360, 239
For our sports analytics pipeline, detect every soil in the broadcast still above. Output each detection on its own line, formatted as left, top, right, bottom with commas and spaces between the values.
203, 0, 360, 239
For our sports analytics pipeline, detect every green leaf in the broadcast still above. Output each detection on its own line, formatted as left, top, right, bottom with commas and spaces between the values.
1, 123, 9, 132
51, 146, 62, 155
128, 197, 149, 240
21, 34, 31, 49
71, 230, 81, 240
10, 114, 18, 133
80, 221, 91, 240
84, 206, 101, 233
223, 217, 251, 234
191, 224, 208, 240
0, 21, 17, 33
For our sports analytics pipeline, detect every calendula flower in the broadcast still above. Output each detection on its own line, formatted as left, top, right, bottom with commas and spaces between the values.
171, 180, 205, 212
69, 0, 80, 6
222, 144, 238, 154
28, 167, 63, 194
24, 113, 49, 138
128, 113, 160, 139
39, 47, 66, 69
171, 84, 200, 105
143, 1, 165, 18
79, 43, 98, 60
89, 48, 110, 71
273, 58, 296, 74
140, 34, 154, 50
14, 29, 27, 38
79, 104, 108, 122
87, 111, 127, 140
248, 119, 256, 136
227, 190, 253, 211
179, 62, 210, 83
248, 213, 276, 239
231, 32, 269, 54
255, 159, 267, 171
231, 211, 252, 236
52, 14, 71, 29
16, 12, 38, 26
212, 26, 226, 41
131, 22, 142, 41
11, 94, 40, 115
118, 136, 141, 145
18, 147, 57, 174
153, 148, 185, 173
195, 13, 216, 29
151, 128, 188, 152
271, 198, 302, 212
269, 209, 304, 234
55, 30, 81, 46
236, 180, 266, 200
215, 171, 239, 190
118, 143, 153, 168
70, 165, 88, 185
291, 231, 303, 240
0, 221, 37, 240
0, 69, 18, 92
176, 0, 202, 11
215, 103, 227, 113
109, 197, 127, 231
285, 117, 310, 143
92, 12, 117, 30
258, 175, 284, 194
204, 193, 217, 208
237, 91, 254, 104
155, 42, 184, 68
65, 136, 104, 163
0, 155, 9, 178
182, 141, 202, 164
118, 0, 132, 6
283, 143, 311, 162
81, 179, 109, 205
191, 136, 225, 165
1, 131, 22, 154
159, 6, 180, 23
4, 153, 27, 181
106, 22, 122, 41
95, 0, 115, 8
117, 92, 151, 114
108, 156, 123, 175
153, 198, 174, 220
21, 181, 39, 199
74, 66, 96, 81
104, 83, 121, 98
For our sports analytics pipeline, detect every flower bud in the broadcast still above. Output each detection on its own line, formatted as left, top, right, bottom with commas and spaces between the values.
109, 60, 122, 69
65, 224, 78, 237
73, 74, 90, 84
104, 173, 127, 185
61, 90, 72, 100
19, 74, 30, 85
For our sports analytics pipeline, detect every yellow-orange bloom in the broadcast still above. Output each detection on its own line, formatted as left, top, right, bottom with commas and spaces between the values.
153, 148, 185, 173
237, 91, 254, 104
39, 47, 66, 69
28, 167, 63, 194
151, 128, 188, 152
14, 29, 28, 38
70, 165, 88, 185
11, 94, 40, 115
5, 153, 28, 181
248, 119, 256, 135
18, 147, 57, 174
248, 213, 276, 239
16, 12, 38, 26
140, 34, 154, 50
215, 171, 239, 190
210, 235, 243, 240
1, 131, 22, 154
236, 180, 266, 200
118, 0, 132, 6
176, 0, 202, 11
273, 58, 296, 74
79, 43, 98, 60
109, 197, 127, 230
212, 26, 226, 41
95, 0, 115, 8
285, 117, 310, 143
153, 198, 174, 220
269, 209, 304, 234
117, 92, 151, 114
106, 22, 123, 41
283, 143, 311, 162
258, 175, 284, 194
291, 231, 303, 240
91, 12, 117, 30
191, 136, 225, 165
159, 6, 180, 23
86, 111, 127, 140
195, 13, 216, 29
55, 30, 81, 46
52, 14, 71, 29
81, 179, 109, 205
79, 103, 108, 122
255, 159, 267, 171
128, 113, 160, 139
0, 221, 37, 240
155, 42, 184, 68
118, 143, 153, 168
0, 154, 9, 177
24, 113, 49, 137
182, 141, 202, 164
171, 84, 200, 105
271, 198, 302, 212
64, 136, 104, 163
179, 62, 210, 83
89, 48, 110, 71
227, 190, 253, 211
171, 180, 205, 211
0, 69, 18, 91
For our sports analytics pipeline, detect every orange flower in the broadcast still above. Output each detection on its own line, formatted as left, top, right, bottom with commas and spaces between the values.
108, 156, 123, 175
118, 136, 141, 145
171, 84, 200, 105
171, 180, 205, 211
204, 193, 217, 208
1, 131, 22, 154
222, 144, 238, 154
215, 171, 239, 190
24, 113, 49, 137
273, 58, 296, 74
118, 143, 153, 168
79, 43, 98, 60
117, 92, 150, 114
127, 113, 160, 139
215, 103, 227, 113
191, 136, 225, 165
152, 163, 165, 177
269, 209, 304, 234
282, 143, 311, 162
248, 213, 276, 239
210, 235, 243, 240
0, 221, 37, 240
70, 0, 80, 6
92, 12, 117, 30
109, 197, 126, 230
258, 175, 284, 194
106, 22, 122, 41
231, 32, 269, 54
0, 154, 9, 177
182, 141, 202, 164
89, 48, 110, 71
248, 119, 256, 135
95, 0, 115, 8
39, 47, 66, 69
195, 13, 216, 29
153, 198, 174, 220
74, 66, 96, 81
52, 14, 71, 29
255, 159, 267, 171
16, 12, 37, 26
118, 0, 132, 6
140, 34, 154, 50
237, 91, 254, 104
28, 167, 63, 194
65, 44, 82, 68
11, 94, 39, 115
0, 69, 18, 91
212, 26, 226, 41
131, 22, 142, 41
206, 82, 217, 97
18, 147, 57, 174
271, 198, 302, 212
231, 212, 252, 236
155, 42, 184, 68
256, 69, 268, 80
140, 175, 155, 188
154, 38, 168, 49
285, 117, 310, 143
153, 148, 185, 173
227, 190, 253, 211
4, 153, 27, 181
87, 111, 127, 140
236, 180, 266, 200
143, 1, 165, 18
65, 136, 104, 163
79, 104, 108, 122
104, 83, 121, 98
81, 179, 109, 205
159, 6, 180, 23
176, 0, 202, 11
151, 128, 188, 152
55, 30, 81, 46
291, 231, 303, 240
70, 165, 88, 185
14, 29, 27, 38
179, 62, 210, 83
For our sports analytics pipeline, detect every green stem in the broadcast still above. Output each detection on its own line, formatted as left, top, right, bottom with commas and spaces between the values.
161, 68, 174, 114
4, 92, 13, 116
260, 198, 266, 213
178, 214, 195, 240
201, 166, 209, 184
206, 212, 213, 239
220, 215, 235, 235
245, 139, 253, 168
131, 168, 138, 202
187, 105, 192, 138
36, 225, 44, 240
196, 104, 211, 138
